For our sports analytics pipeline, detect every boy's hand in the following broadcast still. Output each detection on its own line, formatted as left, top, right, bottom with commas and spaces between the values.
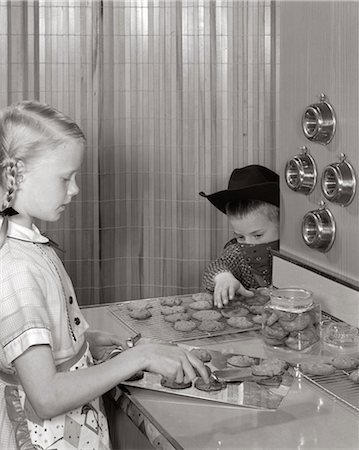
213, 272, 253, 308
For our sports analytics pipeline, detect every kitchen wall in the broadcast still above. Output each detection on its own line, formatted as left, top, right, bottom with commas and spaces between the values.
277, 1, 359, 288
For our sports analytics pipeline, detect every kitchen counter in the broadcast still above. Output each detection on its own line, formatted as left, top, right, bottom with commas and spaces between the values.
82, 303, 359, 450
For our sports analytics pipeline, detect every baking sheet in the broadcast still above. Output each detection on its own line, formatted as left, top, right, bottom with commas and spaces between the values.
109, 293, 261, 343
120, 345, 296, 410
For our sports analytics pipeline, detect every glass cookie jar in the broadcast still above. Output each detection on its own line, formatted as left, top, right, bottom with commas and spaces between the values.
262, 288, 321, 351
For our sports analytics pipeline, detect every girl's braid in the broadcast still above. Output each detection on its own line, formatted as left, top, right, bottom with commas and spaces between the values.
1, 159, 19, 210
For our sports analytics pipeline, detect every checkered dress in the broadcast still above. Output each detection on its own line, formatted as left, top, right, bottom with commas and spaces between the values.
202, 238, 279, 291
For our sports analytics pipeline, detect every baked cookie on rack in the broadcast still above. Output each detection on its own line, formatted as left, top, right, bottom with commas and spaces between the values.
192, 310, 222, 321
300, 362, 336, 376
174, 320, 197, 332
198, 320, 225, 332
226, 317, 253, 329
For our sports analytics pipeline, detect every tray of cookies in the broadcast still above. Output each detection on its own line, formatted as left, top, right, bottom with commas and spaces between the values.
108, 291, 268, 343
119, 345, 296, 410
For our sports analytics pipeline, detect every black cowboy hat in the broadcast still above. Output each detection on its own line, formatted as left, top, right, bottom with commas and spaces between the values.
199, 164, 279, 214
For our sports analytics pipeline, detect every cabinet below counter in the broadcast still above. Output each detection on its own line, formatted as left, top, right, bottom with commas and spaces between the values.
82, 304, 359, 450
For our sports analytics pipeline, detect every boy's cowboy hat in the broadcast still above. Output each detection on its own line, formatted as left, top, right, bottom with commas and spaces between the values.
199, 164, 279, 214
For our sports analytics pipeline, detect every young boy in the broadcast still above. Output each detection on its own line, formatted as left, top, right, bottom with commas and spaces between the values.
199, 164, 280, 308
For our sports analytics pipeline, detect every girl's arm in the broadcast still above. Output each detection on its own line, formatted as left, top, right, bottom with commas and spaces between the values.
14, 342, 209, 419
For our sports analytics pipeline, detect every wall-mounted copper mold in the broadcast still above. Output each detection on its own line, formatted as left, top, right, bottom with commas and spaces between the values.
301, 203, 336, 252
302, 93, 336, 145
321, 154, 357, 206
285, 146, 317, 194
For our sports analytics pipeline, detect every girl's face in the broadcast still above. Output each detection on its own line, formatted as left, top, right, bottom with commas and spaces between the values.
229, 210, 279, 245
13, 140, 84, 228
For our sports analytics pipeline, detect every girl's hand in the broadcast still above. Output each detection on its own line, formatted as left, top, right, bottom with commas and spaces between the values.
130, 343, 210, 384
213, 272, 253, 308
85, 329, 123, 362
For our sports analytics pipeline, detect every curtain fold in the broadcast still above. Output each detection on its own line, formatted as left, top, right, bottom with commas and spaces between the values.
0, 0, 276, 305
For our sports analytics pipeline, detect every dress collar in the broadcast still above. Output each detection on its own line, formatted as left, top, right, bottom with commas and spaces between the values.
1, 218, 49, 244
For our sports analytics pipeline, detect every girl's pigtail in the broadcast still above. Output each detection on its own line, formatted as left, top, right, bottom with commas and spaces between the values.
0, 160, 19, 249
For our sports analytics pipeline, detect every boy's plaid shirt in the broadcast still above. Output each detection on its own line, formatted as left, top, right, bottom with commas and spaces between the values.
202, 239, 279, 292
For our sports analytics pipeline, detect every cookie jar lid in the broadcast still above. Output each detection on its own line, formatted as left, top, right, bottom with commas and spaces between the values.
269, 287, 314, 311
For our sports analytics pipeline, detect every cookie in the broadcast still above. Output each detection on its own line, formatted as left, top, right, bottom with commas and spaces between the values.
221, 307, 249, 318
252, 359, 287, 377
194, 376, 226, 392
192, 292, 213, 303
198, 320, 225, 332
160, 297, 183, 307
349, 369, 359, 383
190, 348, 212, 363
227, 355, 256, 367
226, 317, 253, 329
251, 314, 263, 325
285, 329, 317, 350
188, 300, 213, 310
263, 323, 288, 340
160, 377, 192, 389
329, 356, 359, 371
164, 312, 191, 323
174, 320, 197, 332
248, 305, 265, 315
128, 308, 152, 320
161, 305, 187, 315
300, 362, 336, 376
279, 312, 312, 332
256, 375, 282, 387
192, 310, 222, 321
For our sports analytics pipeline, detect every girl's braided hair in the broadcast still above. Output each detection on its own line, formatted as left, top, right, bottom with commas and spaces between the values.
0, 100, 85, 248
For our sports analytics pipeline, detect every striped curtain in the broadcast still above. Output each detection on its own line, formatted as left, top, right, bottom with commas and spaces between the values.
0, 0, 277, 305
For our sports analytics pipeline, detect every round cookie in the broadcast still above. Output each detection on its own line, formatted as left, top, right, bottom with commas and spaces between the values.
349, 369, 359, 383
174, 320, 197, 332
194, 376, 226, 392
227, 355, 256, 367
192, 310, 222, 321
256, 375, 282, 387
279, 312, 312, 332
190, 348, 212, 363
226, 317, 253, 329
300, 362, 336, 376
160, 377, 192, 389
221, 307, 249, 318
188, 300, 213, 310
329, 356, 359, 371
128, 308, 152, 320
251, 314, 263, 325
263, 323, 288, 340
192, 292, 213, 303
161, 305, 187, 315
160, 297, 183, 307
248, 305, 265, 315
252, 359, 287, 377
198, 320, 225, 332
164, 312, 191, 323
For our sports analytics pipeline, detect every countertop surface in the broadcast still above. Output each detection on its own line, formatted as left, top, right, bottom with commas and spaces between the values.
82, 303, 359, 450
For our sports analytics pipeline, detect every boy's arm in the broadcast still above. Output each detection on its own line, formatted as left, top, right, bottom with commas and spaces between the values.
202, 240, 250, 291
